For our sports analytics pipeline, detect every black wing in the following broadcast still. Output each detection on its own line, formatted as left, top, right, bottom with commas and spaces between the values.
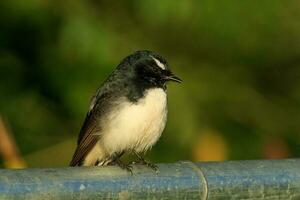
69, 96, 102, 166
69, 64, 132, 166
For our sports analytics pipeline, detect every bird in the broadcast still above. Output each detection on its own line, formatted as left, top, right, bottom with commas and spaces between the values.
70, 50, 182, 172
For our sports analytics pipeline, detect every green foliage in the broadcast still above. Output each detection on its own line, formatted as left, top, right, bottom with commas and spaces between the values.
1, 0, 300, 166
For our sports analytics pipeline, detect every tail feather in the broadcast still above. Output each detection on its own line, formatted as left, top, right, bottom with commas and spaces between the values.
70, 143, 107, 166
69, 147, 84, 166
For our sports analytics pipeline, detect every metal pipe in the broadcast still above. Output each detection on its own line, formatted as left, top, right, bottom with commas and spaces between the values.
0, 159, 299, 199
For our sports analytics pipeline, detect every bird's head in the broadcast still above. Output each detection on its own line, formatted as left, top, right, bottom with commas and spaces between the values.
119, 50, 182, 89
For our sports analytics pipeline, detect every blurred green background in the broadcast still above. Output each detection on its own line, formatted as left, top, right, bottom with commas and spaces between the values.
1, 0, 300, 168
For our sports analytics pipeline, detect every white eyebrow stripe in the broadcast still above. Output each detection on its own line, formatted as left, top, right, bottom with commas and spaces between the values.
151, 56, 166, 70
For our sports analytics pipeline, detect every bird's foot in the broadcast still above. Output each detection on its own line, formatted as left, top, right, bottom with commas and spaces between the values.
116, 160, 133, 175
131, 150, 159, 172
136, 159, 159, 172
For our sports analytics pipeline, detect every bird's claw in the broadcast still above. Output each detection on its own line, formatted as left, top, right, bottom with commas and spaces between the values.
117, 162, 133, 174
138, 160, 159, 172
145, 162, 159, 172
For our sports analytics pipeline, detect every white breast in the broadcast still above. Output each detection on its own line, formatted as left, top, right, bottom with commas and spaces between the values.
100, 88, 168, 154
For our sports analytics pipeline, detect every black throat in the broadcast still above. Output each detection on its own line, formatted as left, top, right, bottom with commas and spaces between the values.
125, 72, 166, 103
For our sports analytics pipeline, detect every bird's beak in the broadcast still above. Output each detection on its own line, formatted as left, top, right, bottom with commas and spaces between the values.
164, 70, 182, 83
165, 75, 182, 83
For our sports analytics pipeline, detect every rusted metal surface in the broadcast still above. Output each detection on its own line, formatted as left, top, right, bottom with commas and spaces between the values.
0, 159, 299, 199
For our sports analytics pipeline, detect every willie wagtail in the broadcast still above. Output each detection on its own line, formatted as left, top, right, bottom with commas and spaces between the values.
70, 50, 181, 172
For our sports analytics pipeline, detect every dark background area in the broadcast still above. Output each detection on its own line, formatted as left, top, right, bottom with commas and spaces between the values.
1, 0, 300, 167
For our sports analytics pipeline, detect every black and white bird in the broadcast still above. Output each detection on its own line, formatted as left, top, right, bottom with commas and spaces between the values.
70, 50, 181, 172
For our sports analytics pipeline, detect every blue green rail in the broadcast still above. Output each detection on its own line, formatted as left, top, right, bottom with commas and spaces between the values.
0, 159, 299, 199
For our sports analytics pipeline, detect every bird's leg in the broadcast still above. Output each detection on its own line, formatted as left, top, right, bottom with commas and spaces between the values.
132, 150, 159, 172
115, 157, 133, 174
110, 152, 133, 174
108, 151, 125, 165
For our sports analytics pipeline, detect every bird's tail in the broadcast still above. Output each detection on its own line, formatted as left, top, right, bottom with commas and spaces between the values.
70, 143, 107, 166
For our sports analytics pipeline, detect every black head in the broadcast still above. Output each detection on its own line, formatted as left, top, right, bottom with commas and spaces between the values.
118, 50, 182, 90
